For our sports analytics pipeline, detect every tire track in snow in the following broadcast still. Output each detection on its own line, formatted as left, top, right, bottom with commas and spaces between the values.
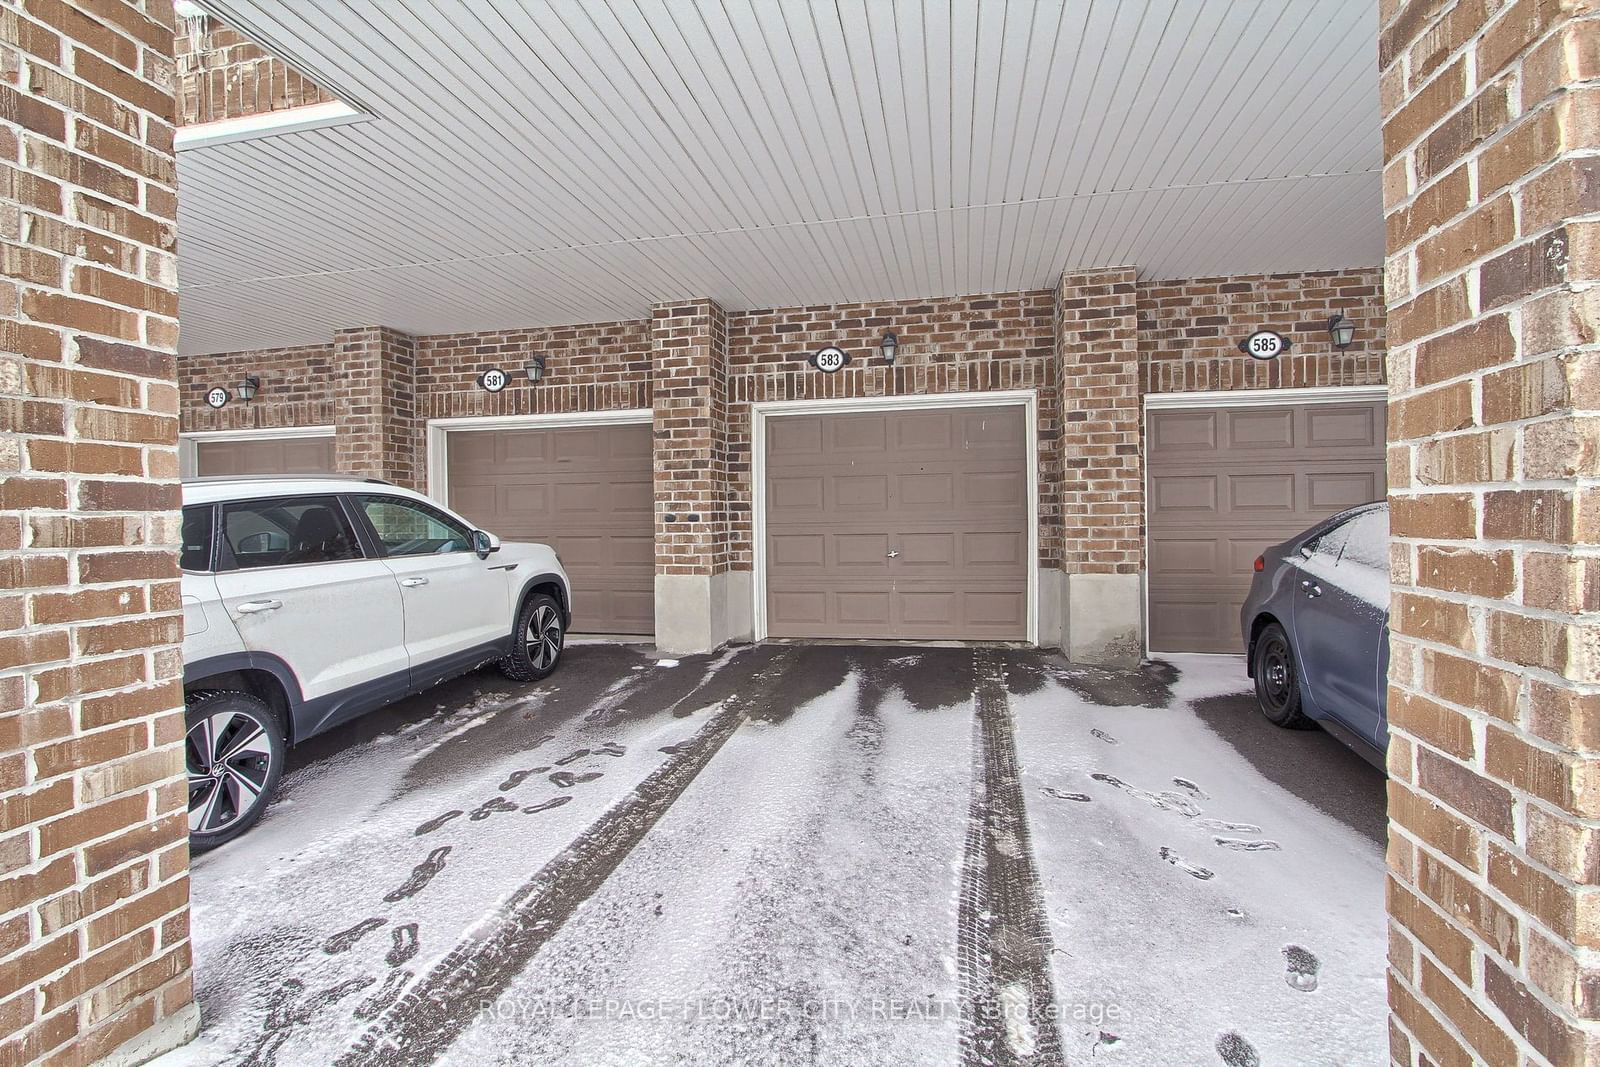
334, 648, 799, 1066
958, 649, 1065, 1067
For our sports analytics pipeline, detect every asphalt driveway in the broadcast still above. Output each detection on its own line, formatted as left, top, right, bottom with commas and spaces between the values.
159, 644, 1386, 1067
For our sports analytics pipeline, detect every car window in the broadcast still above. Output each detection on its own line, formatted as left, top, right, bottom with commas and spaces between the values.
1338, 508, 1389, 571
1302, 522, 1349, 563
358, 495, 473, 558
222, 496, 362, 569
180, 505, 214, 572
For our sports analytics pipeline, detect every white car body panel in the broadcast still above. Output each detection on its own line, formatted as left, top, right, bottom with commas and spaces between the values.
213, 559, 408, 701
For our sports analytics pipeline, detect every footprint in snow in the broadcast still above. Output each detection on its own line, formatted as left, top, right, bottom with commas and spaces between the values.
1196, 818, 1262, 834
1214, 837, 1281, 852
554, 748, 591, 766
594, 741, 626, 757
523, 795, 574, 815
354, 968, 413, 1020
322, 916, 386, 955
1040, 786, 1092, 802
658, 742, 688, 754
1172, 777, 1210, 800
549, 770, 603, 788
1215, 1031, 1260, 1067
414, 810, 462, 836
471, 796, 519, 821
1158, 847, 1215, 880
1283, 944, 1320, 992
1089, 728, 1119, 745
1092, 773, 1201, 817
386, 923, 419, 967
384, 846, 450, 902
498, 768, 535, 791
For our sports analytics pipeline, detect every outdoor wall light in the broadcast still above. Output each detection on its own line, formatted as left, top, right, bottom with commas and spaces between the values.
236, 374, 260, 402
1327, 312, 1356, 350
525, 356, 546, 383
880, 331, 898, 364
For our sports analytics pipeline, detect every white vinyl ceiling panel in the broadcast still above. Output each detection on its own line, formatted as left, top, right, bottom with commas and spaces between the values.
178, 0, 1383, 355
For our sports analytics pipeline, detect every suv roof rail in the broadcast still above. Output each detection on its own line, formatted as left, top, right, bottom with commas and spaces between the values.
180, 474, 399, 486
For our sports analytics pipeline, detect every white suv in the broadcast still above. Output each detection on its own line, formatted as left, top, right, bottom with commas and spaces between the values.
180, 476, 572, 850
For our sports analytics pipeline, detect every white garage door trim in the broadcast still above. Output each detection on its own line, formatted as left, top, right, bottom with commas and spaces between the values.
751, 389, 1040, 646
179, 424, 335, 478
424, 409, 654, 505
1141, 384, 1388, 658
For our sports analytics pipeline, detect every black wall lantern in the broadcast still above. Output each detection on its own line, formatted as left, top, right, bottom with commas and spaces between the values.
525, 356, 546, 383
880, 331, 898, 364
1327, 312, 1356, 350
236, 374, 260, 402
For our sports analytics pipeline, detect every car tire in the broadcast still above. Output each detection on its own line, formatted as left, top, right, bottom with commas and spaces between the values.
185, 690, 286, 852
499, 592, 565, 682
1252, 623, 1314, 730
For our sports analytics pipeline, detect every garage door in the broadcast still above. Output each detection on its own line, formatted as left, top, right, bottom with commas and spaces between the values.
764, 405, 1029, 640
445, 422, 654, 635
1146, 398, 1387, 654
194, 435, 334, 476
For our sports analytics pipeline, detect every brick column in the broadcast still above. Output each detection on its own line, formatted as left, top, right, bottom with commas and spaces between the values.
1, 2, 199, 1064
650, 299, 733, 654
332, 326, 418, 490
1054, 268, 1143, 665
1382, 3, 1599, 1065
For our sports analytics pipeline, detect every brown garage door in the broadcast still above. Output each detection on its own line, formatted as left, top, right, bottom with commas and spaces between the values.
765, 405, 1029, 641
194, 435, 334, 476
446, 422, 654, 635
1146, 398, 1387, 654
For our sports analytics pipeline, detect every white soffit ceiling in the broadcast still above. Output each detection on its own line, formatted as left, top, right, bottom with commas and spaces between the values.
179, 0, 1383, 355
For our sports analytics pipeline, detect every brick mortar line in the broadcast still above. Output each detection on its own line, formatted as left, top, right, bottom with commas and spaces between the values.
333, 649, 799, 1065
1386, 954, 1539, 1064
1389, 814, 1594, 954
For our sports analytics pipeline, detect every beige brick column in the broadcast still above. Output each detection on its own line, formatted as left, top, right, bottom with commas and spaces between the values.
1381, 2, 1599, 1064
332, 326, 419, 490
649, 299, 734, 654
1054, 268, 1143, 665
1, 2, 199, 1063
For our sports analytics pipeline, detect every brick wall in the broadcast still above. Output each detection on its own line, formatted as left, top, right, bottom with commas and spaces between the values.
1380, 2, 1599, 1066
178, 344, 333, 432
1057, 268, 1142, 574
1, 2, 196, 1064
333, 327, 418, 490
1138, 268, 1388, 393
652, 300, 731, 576
172, 13, 331, 127
176, 269, 1389, 572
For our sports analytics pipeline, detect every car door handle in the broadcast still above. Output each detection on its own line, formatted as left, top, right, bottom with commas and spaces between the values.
236, 599, 282, 614
400, 577, 429, 588
1300, 579, 1322, 598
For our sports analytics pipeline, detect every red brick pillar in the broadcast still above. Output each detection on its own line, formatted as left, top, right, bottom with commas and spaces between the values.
332, 326, 418, 490
1, 2, 199, 1063
1054, 268, 1143, 665
1382, 3, 1599, 1064
649, 299, 732, 653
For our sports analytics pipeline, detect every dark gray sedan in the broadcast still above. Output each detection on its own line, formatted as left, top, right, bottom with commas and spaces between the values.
1240, 501, 1390, 768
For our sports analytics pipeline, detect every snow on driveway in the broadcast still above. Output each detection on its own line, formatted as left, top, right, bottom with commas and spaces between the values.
1007, 653, 1388, 1065
158, 645, 1387, 1067
449, 645, 974, 1067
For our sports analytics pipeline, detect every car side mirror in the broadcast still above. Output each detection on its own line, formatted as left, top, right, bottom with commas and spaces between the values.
472, 530, 500, 559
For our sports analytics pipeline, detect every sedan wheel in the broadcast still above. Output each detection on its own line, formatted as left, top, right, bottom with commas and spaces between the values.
185, 691, 286, 849
1252, 622, 1312, 729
